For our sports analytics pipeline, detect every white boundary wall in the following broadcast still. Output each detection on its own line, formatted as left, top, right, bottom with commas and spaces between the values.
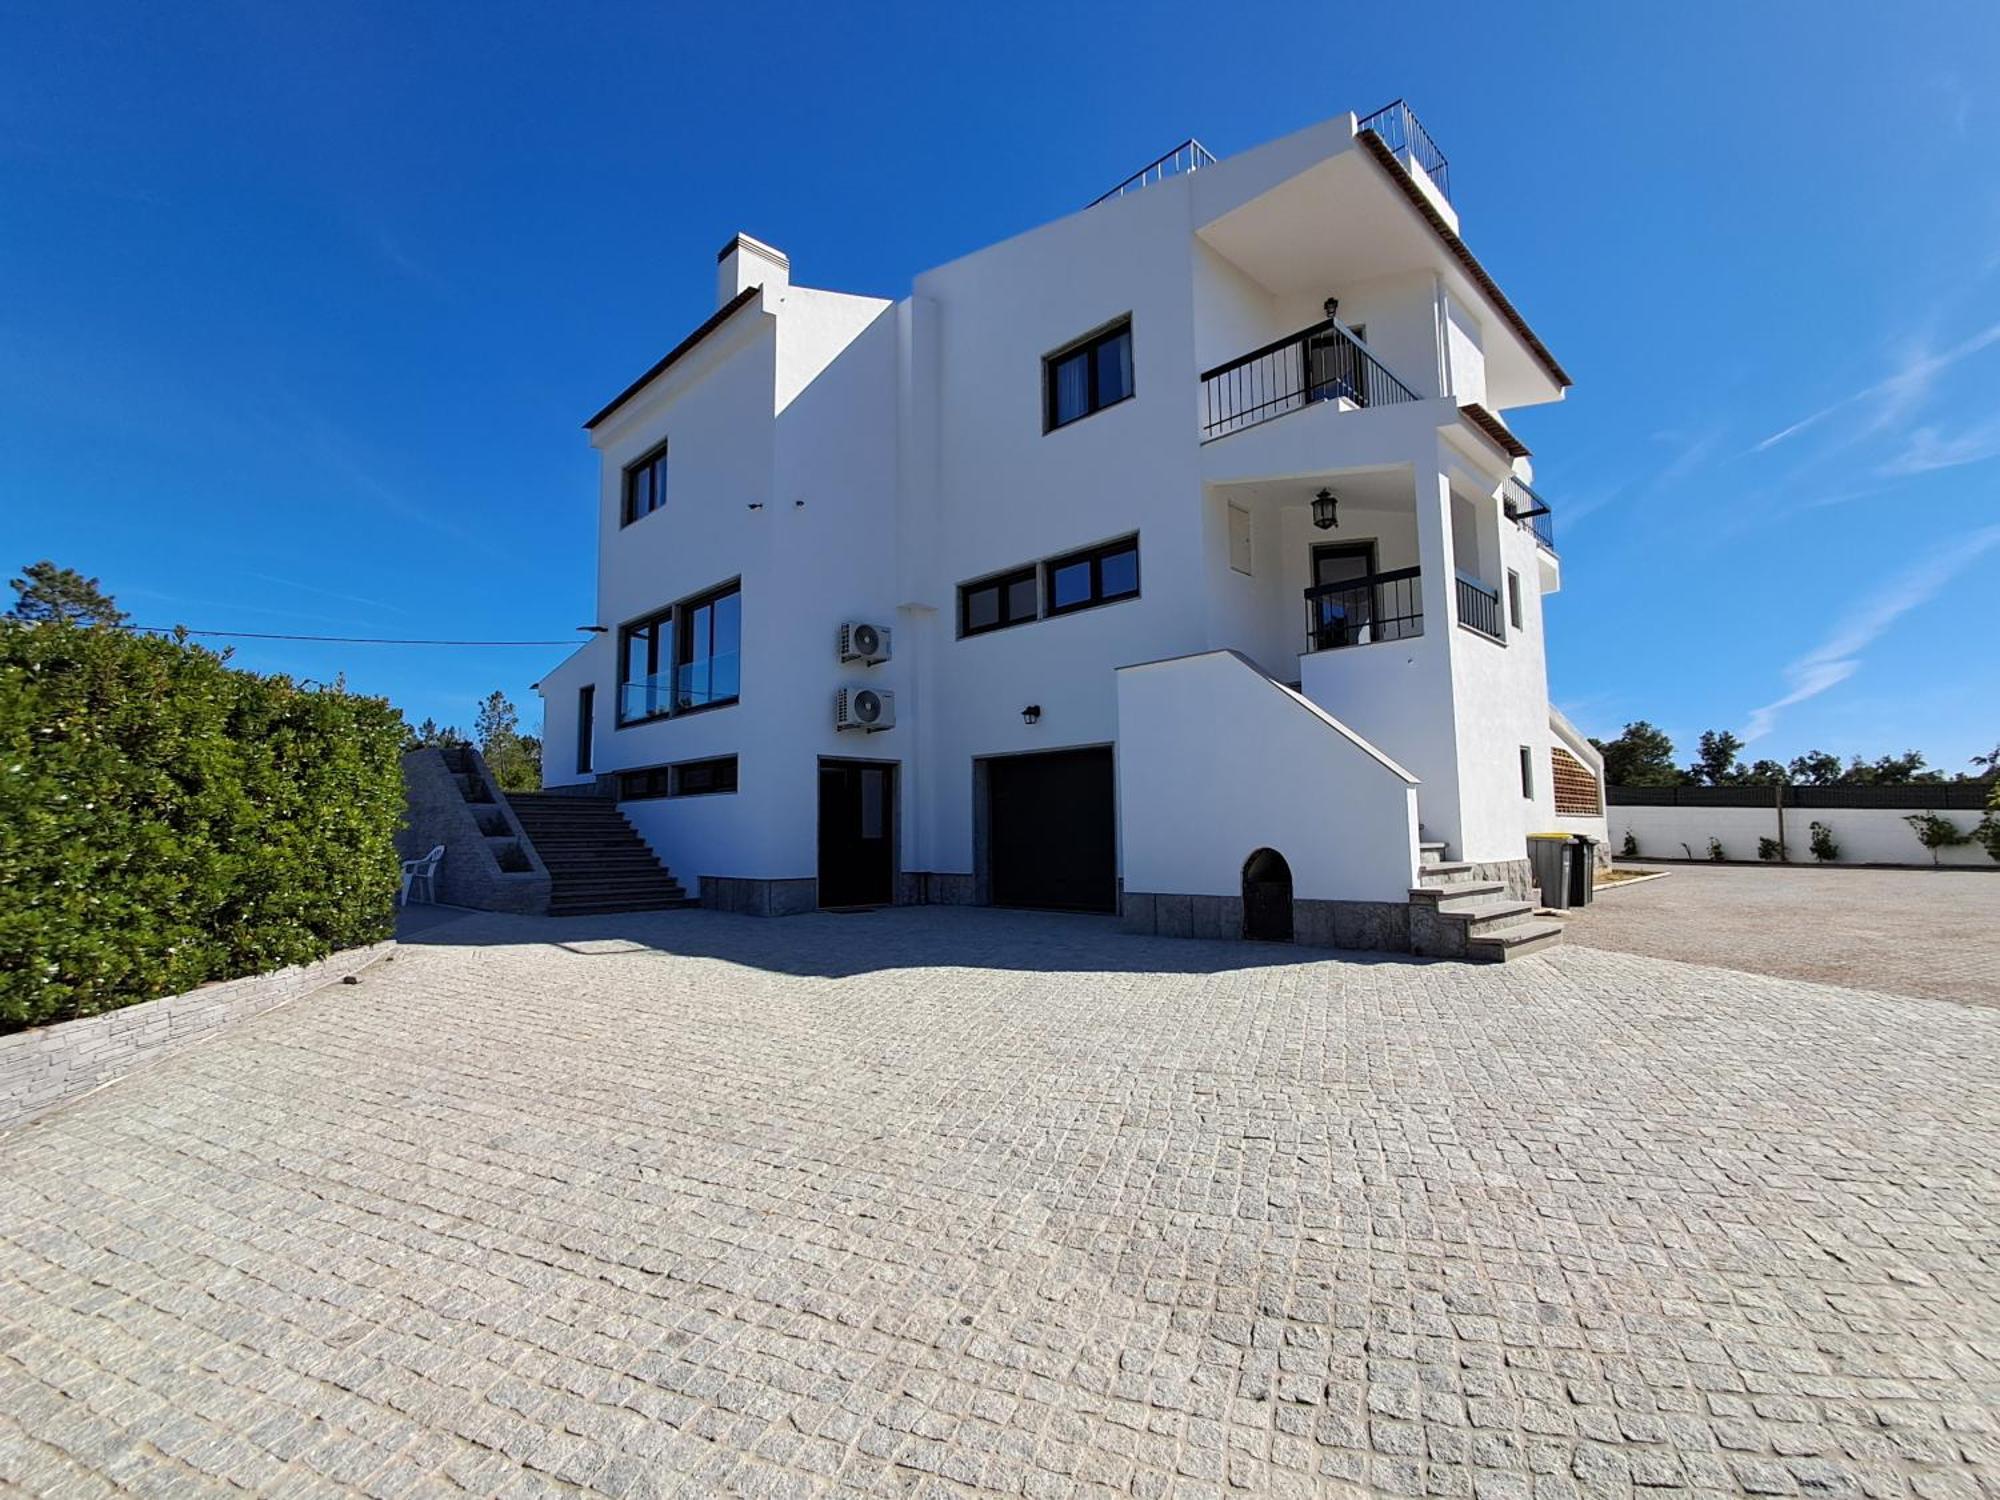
1611, 804, 1990, 868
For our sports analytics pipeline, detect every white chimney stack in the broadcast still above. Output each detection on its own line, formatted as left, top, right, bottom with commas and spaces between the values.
716, 233, 789, 309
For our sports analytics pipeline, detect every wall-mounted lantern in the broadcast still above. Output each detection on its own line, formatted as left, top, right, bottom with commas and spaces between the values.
1311, 488, 1340, 531
1021, 704, 1041, 726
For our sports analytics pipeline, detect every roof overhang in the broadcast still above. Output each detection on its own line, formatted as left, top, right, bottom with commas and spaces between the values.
583, 285, 763, 431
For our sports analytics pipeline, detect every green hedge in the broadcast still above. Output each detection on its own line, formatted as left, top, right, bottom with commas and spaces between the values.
0, 622, 405, 1031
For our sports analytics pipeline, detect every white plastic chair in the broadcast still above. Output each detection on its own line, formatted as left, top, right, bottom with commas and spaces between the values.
400, 845, 444, 906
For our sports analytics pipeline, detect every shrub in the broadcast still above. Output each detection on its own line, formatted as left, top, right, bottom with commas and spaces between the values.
1757, 837, 1782, 862
0, 621, 404, 1031
1707, 837, 1726, 861
1903, 811, 1972, 868
1809, 821, 1839, 862
1620, 829, 1639, 858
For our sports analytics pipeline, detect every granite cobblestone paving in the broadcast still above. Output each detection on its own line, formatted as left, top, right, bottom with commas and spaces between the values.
0, 906, 1994, 1499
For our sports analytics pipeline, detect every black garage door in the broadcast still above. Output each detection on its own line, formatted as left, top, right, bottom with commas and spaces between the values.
987, 747, 1116, 913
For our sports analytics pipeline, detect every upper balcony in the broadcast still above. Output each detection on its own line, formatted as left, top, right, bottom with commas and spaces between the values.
1355, 100, 1451, 207
1200, 318, 1422, 442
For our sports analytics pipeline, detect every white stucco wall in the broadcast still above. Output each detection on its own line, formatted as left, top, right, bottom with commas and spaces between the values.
1117, 651, 1419, 904
1611, 804, 1991, 867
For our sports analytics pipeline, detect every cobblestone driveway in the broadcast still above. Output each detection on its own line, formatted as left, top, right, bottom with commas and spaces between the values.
2, 908, 1995, 1499
1562, 865, 2000, 1008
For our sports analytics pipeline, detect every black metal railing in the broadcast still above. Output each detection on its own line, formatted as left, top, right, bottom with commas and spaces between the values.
1091, 139, 1217, 207
1357, 99, 1451, 203
1200, 320, 1421, 440
1505, 480, 1557, 554
1302, 567, 1423, 652
1455, 574, 1504, 641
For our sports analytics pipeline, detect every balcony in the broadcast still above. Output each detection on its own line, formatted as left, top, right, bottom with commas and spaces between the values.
1505, 479, 1556, 554
1201, 320, 1421, 441
1302, 567, 1423, 653
1455, 575, 1504, 643
1356, 100, 1451, 204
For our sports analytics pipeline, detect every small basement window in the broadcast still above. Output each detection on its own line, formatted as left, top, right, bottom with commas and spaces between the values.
619, 754, 738, 801
959, 565, 1039, 637
1044, 535, 1140, 617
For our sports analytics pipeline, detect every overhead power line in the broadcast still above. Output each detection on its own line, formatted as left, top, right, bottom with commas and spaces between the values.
122, 625, 584, 647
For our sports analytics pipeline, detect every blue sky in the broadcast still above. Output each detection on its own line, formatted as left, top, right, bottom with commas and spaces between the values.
3, 2, 1996, 772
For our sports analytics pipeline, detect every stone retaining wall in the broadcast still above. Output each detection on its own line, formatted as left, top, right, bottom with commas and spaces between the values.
0, 941, 394, 1132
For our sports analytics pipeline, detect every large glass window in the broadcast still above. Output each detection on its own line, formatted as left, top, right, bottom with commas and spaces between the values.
1044, 320, 1133, 431
675, 583, 741, 711
616, 579, 740, 724
621, 441, 669, 526
959, 566, 1038, 637
1043, 536, 1140, 617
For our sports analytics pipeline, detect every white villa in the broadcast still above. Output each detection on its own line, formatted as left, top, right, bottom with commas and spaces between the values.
533, 102, 1607, 958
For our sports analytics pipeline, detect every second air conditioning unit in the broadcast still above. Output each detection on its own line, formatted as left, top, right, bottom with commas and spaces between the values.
838, 621, 892, 664
834, 686, 895, 733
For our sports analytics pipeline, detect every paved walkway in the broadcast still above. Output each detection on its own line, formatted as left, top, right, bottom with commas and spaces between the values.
1562, 864, 2000, 1008
1, 907, 1995, 1499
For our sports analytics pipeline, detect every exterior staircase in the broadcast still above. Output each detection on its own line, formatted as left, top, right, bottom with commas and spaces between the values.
1408, 842, 1563, 962
506, 793, 698, 917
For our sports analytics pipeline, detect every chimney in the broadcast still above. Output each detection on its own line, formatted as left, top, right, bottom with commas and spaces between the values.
715, 233, 789, 309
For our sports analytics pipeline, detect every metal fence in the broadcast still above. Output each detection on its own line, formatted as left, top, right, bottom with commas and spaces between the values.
1609, 782, 1993, 810
1455, 575, 1504, 642
1200, 319, 1420, 440
1091, 140, 1217, 207
1302, 567, 1423, 652
1357, 100, 1451, 202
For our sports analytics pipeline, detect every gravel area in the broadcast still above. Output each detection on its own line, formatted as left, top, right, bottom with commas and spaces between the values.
1, 906, 1994, 1498
1562, 863, 2000, 1007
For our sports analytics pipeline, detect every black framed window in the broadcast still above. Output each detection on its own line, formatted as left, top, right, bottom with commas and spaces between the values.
1520, 746, 1535, 799
621, 441, 669, 526
959, 566, 1038, 637
1043, 536, 1140, 617
618, 608, 673, 724
1507, 570, 1523, 631
1044, 319, 1133, 431
576, 685, 595, 775
674, 583, 741, 712
673, 756, 738, 796
616, 579, 740, 725
619, 755, 738, 801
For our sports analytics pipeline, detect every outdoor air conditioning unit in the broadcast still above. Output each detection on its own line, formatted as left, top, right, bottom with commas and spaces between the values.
834, 686, 895, 733
838, 621, 892, 665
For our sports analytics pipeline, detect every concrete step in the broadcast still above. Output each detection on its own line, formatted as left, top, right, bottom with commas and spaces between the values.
1466, 919, 1565, 962
1418, 863, 1477, 888
1408, 878, 1506, 905
1418, 841, 1451, 865
1440, 896, 1537, 927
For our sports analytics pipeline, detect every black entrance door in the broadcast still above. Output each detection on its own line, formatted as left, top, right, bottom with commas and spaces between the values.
987, 748, 1116, 913
1242, 848, 1294, 942
818, 760, 895, 908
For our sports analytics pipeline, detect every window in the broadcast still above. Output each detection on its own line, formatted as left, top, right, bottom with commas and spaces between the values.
1520, 745, 1535, 799
619, 755, 738, 801
1507, 569, 1523, 631
616, 580, 740, 725
959, 566, 1038, 637
619, 608, 673, 723
576, 685, 595, 775
1044, 319, 1133, 431
1227, 503, 1253, 576
674, 583, 742, 712
621, 441, 669, 526
1044, 536, 1140, 617
673, 756, 738, 796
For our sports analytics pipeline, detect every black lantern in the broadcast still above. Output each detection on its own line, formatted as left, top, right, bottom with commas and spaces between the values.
1021, 704, 1041, 725
1311, 488, 1339, 530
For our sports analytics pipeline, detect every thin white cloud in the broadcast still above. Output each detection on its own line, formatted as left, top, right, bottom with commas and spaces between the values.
1879, 416, 2000, 476
1743, 524, 2000, 741
1751, 320, 2000, 453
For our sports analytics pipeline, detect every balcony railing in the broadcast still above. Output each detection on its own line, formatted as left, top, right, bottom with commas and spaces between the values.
1303, 567, 1423, 653
1505, 481, 1557, 554
1357, 100, 1451, 203
1091, 139, 1217, 207
1201, 319, 1421, 441
1455, 575, 1505, 642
